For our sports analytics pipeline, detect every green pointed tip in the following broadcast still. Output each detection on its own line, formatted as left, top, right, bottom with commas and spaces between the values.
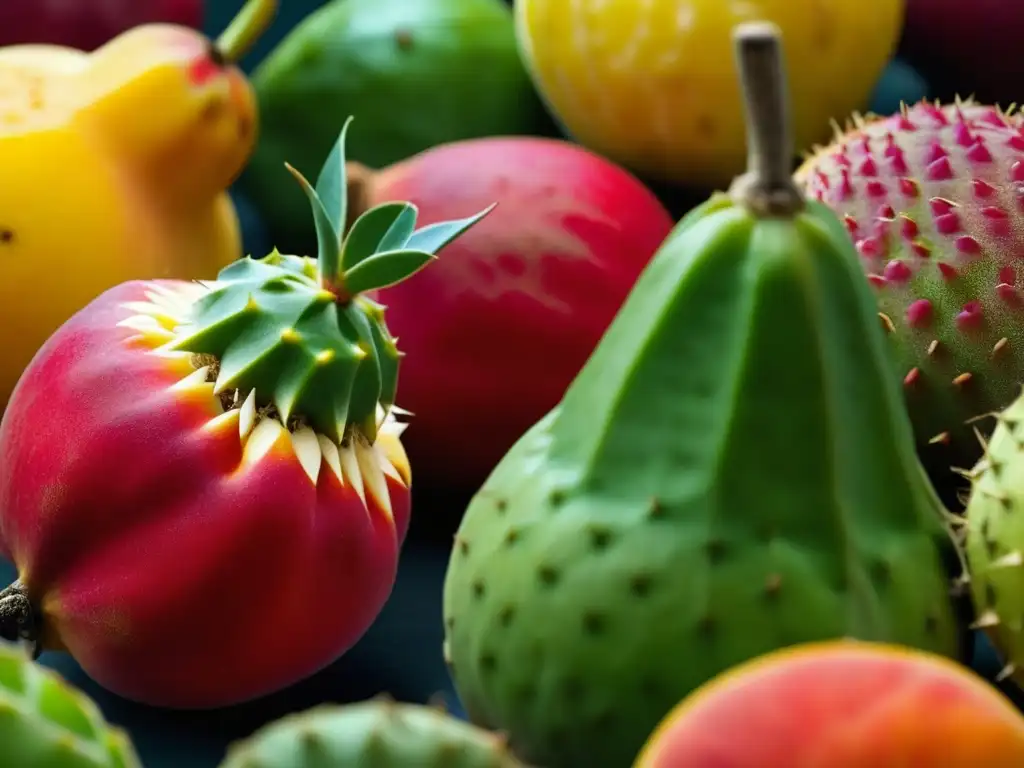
285, 161, 342, 290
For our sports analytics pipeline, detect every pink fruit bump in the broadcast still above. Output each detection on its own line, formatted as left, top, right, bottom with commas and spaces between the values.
795, 100, 1024, 472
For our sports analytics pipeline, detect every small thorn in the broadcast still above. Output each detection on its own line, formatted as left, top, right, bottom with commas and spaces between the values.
997, 663, 1017, 682
929, 432, 951, 445
280, 327, 300, 343
971, 609, 1000, 630
927, 339, 940, 357
994, 337, 1010, 357
991, 550, 1024, 568
952, 372, 973, 387
878, 312, 895, 333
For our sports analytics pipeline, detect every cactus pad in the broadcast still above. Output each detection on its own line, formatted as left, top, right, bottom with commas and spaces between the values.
0, 640, 140, 767
219, 696, 527, 767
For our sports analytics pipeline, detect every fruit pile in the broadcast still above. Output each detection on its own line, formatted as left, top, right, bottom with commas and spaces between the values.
1, 0, 1024, 766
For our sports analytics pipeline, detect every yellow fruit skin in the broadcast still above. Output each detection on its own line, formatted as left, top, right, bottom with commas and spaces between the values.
515, 0, 904, 189
0, 24, 256, 406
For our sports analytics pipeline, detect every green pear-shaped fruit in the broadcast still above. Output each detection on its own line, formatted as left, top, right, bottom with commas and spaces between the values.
441, 22, 965, 768
219, 696, 528, 767
0, 640, 140, 766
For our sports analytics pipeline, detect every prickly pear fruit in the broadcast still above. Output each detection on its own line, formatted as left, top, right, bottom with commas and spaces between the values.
0, 640, 141, 767
442, 23, 964, 768
219, 695, 527, 768
964, 390, 1024, 688
795, 101, 1024, 476
634, 640, 1024, 768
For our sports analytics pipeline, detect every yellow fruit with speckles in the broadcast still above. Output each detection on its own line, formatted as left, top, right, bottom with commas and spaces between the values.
514, 0, 904, 189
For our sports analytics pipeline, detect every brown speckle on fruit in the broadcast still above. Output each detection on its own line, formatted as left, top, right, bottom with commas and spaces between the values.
0, 228, 12, 243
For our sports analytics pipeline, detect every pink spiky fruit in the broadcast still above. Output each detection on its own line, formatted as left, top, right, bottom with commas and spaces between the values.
795, 99, 1024, 475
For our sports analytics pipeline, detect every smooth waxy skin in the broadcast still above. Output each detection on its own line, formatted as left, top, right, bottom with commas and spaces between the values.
221, 698, 526, 768
0, 280, 412, 708
442, 193, 962, 768
0, 22, 255, 406
0, 640, 141, 767
514, 0, 903, 187
634, 641, 1024, 767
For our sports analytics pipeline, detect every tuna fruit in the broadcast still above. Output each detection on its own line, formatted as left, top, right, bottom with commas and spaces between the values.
219, 695, 527, 767
0, 640, 141, 767
964, 390, 1024, 689
442, 23, 964, 768
0, 120, 492, 708
353, 138, 675, 493
795, 100, 1024, 477
633, 640, 1024, 767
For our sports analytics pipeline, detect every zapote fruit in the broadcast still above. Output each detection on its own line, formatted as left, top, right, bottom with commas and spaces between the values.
442, 23, 964, 768
351, 138, 674, 492
220, 695, 526, 768
795, 101, 1024, 476
0, 120, 492, 708
633, 640, 1024, 767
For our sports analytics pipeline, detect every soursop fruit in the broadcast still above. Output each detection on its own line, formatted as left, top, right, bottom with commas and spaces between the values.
0, 639, 140, 767
442, 22, 966, 768
219, 695, 527, 767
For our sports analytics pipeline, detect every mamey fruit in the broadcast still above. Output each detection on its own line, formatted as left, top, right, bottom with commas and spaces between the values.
0, 0, 202, 51
0, 640, 141, 767
443, 23, 962, 768
0, 0, 276, 408
219, 695, 526, 767
244, 0, 547, 252
352, 137, 675, 492
633, 640, 1024, 767
514, 0, 902, 189
0, 121, 492, 708
796, 101, 1024, 476
901, 0, 1024, 105
964, 391, 1024, 690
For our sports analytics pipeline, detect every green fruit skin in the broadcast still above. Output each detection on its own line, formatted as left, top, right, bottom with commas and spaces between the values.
243, 0, 547, 252
219, 699, 527, 768
442, 194, 964, 768
965, 394, 1024, 688
0, 642, 141, 767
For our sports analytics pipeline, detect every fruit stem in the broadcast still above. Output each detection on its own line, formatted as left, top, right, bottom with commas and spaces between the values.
728, 21, 805, 217
216, 0, 278, 63
0, 580, 39, 658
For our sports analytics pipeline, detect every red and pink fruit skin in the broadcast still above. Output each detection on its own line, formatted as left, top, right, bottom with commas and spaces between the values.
633, 640, 1024, 768
0, 280, 411, 709
900, 0, 1024, 105
367, 136, 675, 491
0, 0, 202, 51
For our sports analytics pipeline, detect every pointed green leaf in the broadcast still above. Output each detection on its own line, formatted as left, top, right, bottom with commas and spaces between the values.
342, 249, 436, 295
314, 117, 354, 243
403, 204, 495, 255
286, 162, 341, 287
340, 202, 418, 273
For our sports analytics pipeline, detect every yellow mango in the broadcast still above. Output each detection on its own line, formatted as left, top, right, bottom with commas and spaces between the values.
0, 0, 276, 406
515, 0, 904, 189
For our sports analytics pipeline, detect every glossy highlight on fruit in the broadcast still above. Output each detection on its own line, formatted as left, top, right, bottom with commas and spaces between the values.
796, 101, 1024, 473
0, 119, 493, 708
443, 23, 961, 768
634, 640, 1024, 768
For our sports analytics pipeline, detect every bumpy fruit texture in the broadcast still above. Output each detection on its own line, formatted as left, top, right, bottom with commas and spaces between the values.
443, 24, 962, 768
796, 101, 1024, 473
364, 137, 675, 491
964, 390, 1024, 689
0, 121, 492, 708
219, 696, 527, 768
0, 0, 275, 407
0, 640, 141, 767
633, 640, 1024, 768
514, 0, 903, 188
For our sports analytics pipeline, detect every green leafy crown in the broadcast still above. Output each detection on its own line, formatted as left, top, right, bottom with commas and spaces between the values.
168, 117, 495, 444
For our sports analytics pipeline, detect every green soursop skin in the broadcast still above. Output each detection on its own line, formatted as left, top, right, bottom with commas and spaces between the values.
965, 393, 1024, 688
219, 697, 529, 768
0, 641, 140, 767
442, 25, 964, 768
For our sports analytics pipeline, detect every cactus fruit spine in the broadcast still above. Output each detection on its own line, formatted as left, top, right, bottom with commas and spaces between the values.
442, 23, 964, 768
964, 392, 1024, 687
219, 696, 527, 768
0, 640, 140, 767
795, 101, 1024, 475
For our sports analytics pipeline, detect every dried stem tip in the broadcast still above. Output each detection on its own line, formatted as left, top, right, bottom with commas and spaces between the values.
729, 21, 805, 217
